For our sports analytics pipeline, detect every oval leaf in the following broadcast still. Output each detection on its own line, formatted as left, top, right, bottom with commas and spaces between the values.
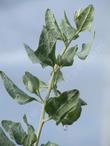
23, 72, 47, 95
0, 71, 37, 104
23, 72, 40, 94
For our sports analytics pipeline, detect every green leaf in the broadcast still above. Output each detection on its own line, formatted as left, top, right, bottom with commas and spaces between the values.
35, 27, 56, 67
74, 5, 94, 32
23, 72, 47, 95
60, 12, 78, 43
45, 9, 63, 40
0, 71, 37, 104
2, 121, 26, 145
45, 89, 86, 125
23, 115, 37, 146
24, 43, 40, 64
57, 45, 78, 67
41, 141, 59, 146
77, 43, 91, 60
0, 127, 16, 146
23, 72, 39, 93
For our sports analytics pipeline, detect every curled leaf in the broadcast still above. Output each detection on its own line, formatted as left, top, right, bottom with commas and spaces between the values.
45, 89, 86, 125
77, 43, 91, 60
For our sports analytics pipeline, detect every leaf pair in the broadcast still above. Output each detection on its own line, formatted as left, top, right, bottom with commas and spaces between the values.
0, 71, 37, 104
0, 71, 45, 105
45, 89, 87, 125
0, 115, 37, 146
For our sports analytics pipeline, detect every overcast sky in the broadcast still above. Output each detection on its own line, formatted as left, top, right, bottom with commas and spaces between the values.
0, 0, 110, 146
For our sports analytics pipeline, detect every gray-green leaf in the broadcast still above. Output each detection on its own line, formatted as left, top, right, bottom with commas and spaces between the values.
0, 127, 16, 146
57, 45, 78, 67
60, 12, 77, 43
23, 72, 47, 94
23, 72, 39, 93
2, 121, 26, 145
77, 43, 91, 60
35, 27, 56, 67
45, 9, 63, 40
45, 89, 86, 125
41, 141, 59, 146
0, 71, 37, 104
74, 5, 94, 32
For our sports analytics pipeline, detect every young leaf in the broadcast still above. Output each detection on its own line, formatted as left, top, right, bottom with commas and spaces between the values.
1, 121, 26, 145
0, 71, 37, 104
45, 89, 86, 125
0, 127, 16, 146
45, 9, 63, 40
35, 27, 57, 67
60, 12, 78, 43
57, 45, 78, 67
77, 43, 91, 60
23, 72, 47, 95
41, 141, 59, 146
23, 72, 39, 94
74, 5, 94, 32
23, 115, 37, 146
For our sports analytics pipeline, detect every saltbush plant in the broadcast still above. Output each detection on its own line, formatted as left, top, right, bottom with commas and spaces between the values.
0, 4, 94, 146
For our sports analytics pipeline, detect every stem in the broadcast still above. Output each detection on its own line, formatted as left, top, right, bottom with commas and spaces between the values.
35, 66, 57, 146
35, 31, 80, 146
61, 30, 80, 56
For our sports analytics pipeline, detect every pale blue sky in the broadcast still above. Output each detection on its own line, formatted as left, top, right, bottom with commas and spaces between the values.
0, 0, 110, 146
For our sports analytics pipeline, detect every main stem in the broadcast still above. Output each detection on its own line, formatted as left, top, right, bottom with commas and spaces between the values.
35, 65, 57, 146
35, 37, 75, 145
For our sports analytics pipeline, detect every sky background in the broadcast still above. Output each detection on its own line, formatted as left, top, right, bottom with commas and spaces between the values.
0, 0, 110, 146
